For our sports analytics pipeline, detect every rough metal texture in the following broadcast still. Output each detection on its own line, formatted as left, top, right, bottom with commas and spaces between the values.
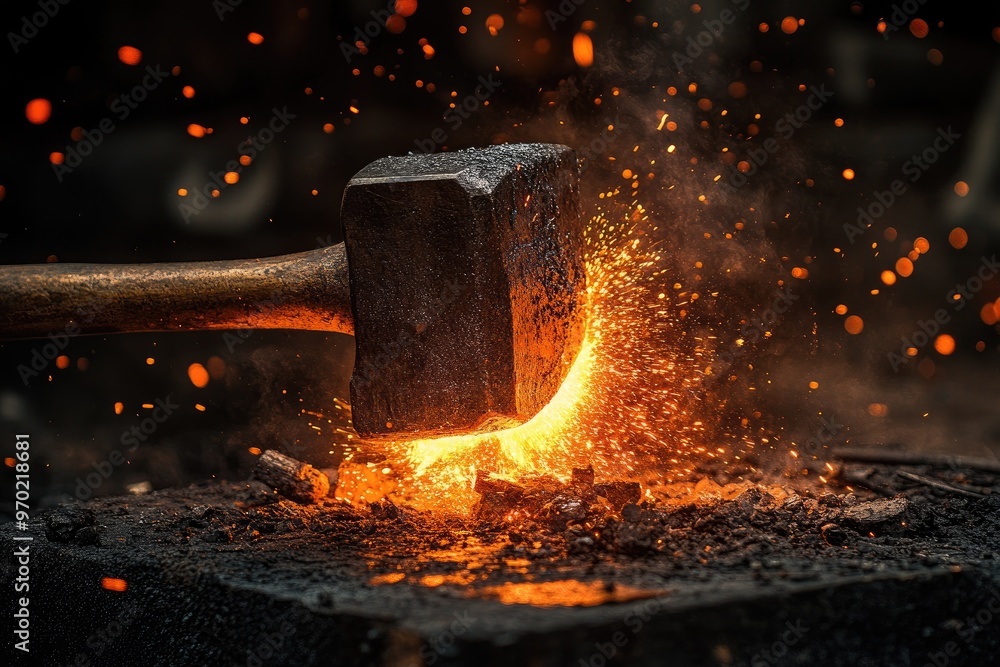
342, 143, 585, 439
0, 244, 353, 337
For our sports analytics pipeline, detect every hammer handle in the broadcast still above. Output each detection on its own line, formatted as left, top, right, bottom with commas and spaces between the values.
0, 244, 353, 339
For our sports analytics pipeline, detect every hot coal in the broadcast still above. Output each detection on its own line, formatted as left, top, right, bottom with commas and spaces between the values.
2, 462, 999, 666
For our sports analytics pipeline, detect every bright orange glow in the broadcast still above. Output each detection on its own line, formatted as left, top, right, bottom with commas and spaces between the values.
177, 188, 188, 197
868, 403, 889, 417
914, 237, 930, 254
954, 181, 969, 197
146, 357, 155, 365
573, 32, 594, 67
188, 363, 210, 388
114, 402, 124, 415
56, 355, 70, 370
482, 580, 662, 607
182, 85, 195, 99
117, 46, 142, 66
981, 303, 998, 325
352, 204, 712, 512
486, 14, 504, 36
187, 123, 207, 138
845, 315, 864, 334
949, 227, 968, 249
780, 17, 798, 34
933, 334, 955, 355
835, 304, 848, 315
841, 168, 855, 180
49, 152, 64, 165
247, 32, 265, 45
895, 257, 914, 277
101, 577, 128, 592
249, 447, 262, 456
25, 98, 52, 124
791, 267, 809, 279
224, 171, 239, 185
909, 19, 929, 38
395, 0, 418, 17
880, 270, 897, 286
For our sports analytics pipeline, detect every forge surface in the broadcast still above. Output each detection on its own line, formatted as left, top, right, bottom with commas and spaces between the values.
2, 476, 999, 666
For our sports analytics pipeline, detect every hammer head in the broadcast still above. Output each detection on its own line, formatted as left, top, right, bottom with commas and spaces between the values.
341, 143, 586, 440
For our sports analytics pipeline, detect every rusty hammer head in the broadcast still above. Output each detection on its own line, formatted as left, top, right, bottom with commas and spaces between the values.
341, 143, 586, 441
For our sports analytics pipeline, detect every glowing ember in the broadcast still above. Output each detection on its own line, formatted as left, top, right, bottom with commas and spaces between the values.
573, 32, 594, 67
100, 577, 128, 592
342, 199, 712, 511
480, 580, 664, 607
188, 363, 209, 388
117, 46, 142, 66
25, 98, 52, 125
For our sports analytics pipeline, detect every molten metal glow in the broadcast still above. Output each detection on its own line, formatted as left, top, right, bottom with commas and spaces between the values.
366, 203, 711, 511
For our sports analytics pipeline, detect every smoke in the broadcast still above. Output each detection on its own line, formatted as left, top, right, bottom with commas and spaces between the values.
487, 16, 827, 484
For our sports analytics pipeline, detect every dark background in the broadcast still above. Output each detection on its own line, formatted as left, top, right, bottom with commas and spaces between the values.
0, 0, 998, 517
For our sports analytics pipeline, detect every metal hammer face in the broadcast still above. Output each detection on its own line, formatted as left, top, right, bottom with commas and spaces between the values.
342, 144, 586, 440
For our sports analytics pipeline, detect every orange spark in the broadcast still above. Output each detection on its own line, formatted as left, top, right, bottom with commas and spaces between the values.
573, 32, 594, 67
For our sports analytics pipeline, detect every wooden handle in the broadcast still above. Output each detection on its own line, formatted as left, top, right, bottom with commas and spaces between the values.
0, 244, 353, 339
